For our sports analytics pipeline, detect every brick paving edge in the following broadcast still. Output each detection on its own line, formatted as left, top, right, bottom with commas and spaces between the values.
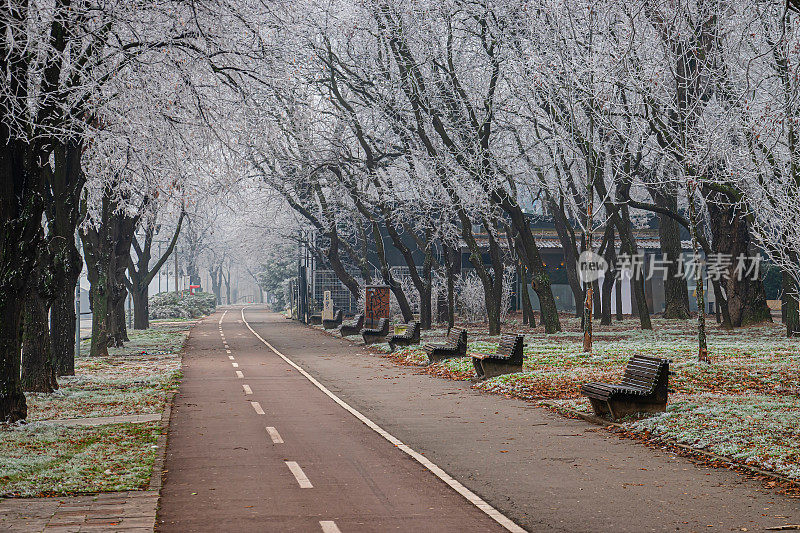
148, 390, 175, 492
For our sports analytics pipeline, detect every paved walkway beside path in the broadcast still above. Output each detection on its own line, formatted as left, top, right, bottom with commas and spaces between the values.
0, 491, 159, 532
238, 308, 800, 532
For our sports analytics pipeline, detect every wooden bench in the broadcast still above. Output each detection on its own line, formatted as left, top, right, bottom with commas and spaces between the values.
337, 313, 364, 336
423, 328, 467, 363
387, 321, 420, 352
361, 318, 389, 345
472, 334, 525, 380
310, 314, 322, 326
322, 309, 343, 330
580, 355, 672, 420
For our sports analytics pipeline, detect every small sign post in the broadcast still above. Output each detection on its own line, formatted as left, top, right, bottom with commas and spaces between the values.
323, 290, 333, 320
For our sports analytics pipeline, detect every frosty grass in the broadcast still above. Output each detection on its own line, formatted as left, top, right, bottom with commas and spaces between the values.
0, 319, 188, 496
388, 316, 800, 481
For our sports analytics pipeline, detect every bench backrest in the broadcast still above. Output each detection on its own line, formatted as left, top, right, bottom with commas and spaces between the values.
397, 321, 419, 339
348, 313, 364, 328
375, 318, 389, 333
620, 355, 669, 397
334, 309, 343, 321
446, 328, 467, 347
497, 335, 523, 356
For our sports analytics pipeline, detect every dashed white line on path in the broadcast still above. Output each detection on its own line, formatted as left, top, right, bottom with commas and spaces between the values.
228, 355, 235, 360
218, 310, 227, 325
266, 426, 284, 443
251, 401, 265, 415
226, 349, 231, 354
236, 371, 244, 379
241, 307, 525, 533
285, 461, 313, 488
242, 385, 252, 395
319, 520, 341, 533
232, 362, 239, 368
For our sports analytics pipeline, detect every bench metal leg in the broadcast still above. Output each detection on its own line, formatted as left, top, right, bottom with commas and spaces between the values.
606, 400, 617, 421
587, 398, 609, 417
472, 359, 485, 379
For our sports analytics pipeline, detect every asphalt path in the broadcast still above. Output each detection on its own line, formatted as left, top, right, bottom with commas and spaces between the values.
239, 307, 800, 532
156, 307, 507, 532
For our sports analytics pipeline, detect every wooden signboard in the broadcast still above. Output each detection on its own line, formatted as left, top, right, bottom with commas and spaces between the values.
365, 285, 390, 327
322, 290, 333, 320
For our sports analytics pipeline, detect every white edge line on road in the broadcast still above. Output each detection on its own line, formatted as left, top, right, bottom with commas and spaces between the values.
243, 384, 252, 395
241, 307, 526, 533
236, 370, 244, 379
251, 401, 265, 415
319, 520, 341, 533
285, 461, 313, 488
266, 426, 284, 443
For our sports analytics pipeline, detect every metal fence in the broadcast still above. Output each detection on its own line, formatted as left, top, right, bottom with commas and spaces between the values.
312, 270, 360, 315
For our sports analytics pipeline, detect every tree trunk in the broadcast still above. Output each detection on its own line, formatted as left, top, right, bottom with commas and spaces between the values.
600, 228, 617, 326
498, 194, 561, 332
651, 190, 690, 319
618, 237, 651, 329
87, 270, 111, 358
709, 277, 733, 329
45, 140, 85, 375
110, 296, 128, 346
48, 240, 82, 376
225, 271, 231, 304
592, 280, 601, 319
783, 271, 799, 337
444, 243, 457, 331
484, 223, 505, 336
1, 135, 42, 422
378, 218, 423, 324
211, 267, 222, 304
549, 197, 584, 318
0, 298, 28, 422
81, 189, 137, 355
22, 290, 57, 393
128, 210, 184, 330
420, 247, 433, 329
601, 275, 614, 326
520, 267, 536, 327
132, 287, 149, 330
615, 209, 652, 329
51, 281, 77, 375
706, 193, 772, 326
